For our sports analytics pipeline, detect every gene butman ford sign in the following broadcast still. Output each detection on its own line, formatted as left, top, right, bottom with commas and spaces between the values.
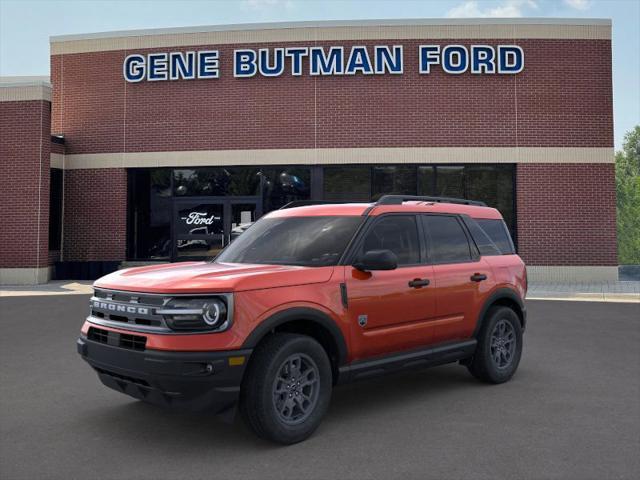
123, 44, 524, 82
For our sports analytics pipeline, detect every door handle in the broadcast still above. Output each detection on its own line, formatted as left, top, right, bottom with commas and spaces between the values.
470, 273, 487, 282
408, 278, 430, 288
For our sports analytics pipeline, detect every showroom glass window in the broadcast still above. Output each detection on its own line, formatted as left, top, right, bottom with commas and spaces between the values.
372, 166, 416, 200
128, 166, 311, 260
260, 167, 310, 211
129, 164, 514, 260
323, 166, 371, 202
322, 164, 514, 232
128, 169, 172, 260
435, 166, 465, 198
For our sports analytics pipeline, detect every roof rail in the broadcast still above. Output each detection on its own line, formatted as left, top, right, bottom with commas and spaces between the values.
278, 200, 356, 210
376, 195, 487, 207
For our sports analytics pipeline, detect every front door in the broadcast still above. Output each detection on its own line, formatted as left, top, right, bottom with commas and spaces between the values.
172, 197, 261, 261
345, 214, 437, 360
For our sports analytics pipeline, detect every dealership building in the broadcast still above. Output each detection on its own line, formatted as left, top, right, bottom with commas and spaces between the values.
0, 18, 616, 285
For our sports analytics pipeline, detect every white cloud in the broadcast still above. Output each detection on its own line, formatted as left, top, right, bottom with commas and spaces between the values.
242, 0, 294, 10
446, 0, 538, 18
563, 0, 591, 10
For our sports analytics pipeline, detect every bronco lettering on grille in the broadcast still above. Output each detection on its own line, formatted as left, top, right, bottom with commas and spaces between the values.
92, 300, 149, 315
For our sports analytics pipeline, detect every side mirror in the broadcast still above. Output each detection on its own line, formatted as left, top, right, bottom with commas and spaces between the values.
353, 249, 398, 272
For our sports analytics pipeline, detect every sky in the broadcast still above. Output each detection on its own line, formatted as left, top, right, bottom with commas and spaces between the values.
1, 0, 638, 149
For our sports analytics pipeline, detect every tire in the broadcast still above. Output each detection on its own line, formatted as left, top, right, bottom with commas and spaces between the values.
467, 306, 523, 384
239, 333, 332, 444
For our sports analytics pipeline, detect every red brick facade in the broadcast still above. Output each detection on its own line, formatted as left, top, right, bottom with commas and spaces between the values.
516, 163, 617, 266
51, 141, 65, 154
51, 39, 612, 154
0, 99, 50, 269
62, 168, 127, 261
49, 33, 615, 269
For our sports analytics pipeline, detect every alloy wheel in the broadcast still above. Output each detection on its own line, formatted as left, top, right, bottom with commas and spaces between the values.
272, 353, 320, 426
490, 319, 516, 369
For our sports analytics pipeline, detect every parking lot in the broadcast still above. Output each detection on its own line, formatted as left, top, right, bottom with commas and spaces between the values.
1, 295, 638, 480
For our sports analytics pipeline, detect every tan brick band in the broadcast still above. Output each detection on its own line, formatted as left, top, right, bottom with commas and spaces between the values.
58, 147, 614, 170
0, 84, 52, 102
51, 19, 611, 55
50, 153, 64, 169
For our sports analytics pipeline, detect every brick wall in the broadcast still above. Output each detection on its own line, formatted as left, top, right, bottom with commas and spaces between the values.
62, 168, 127, 261
51, 141, 65, 154
51, 39, 613, 154
47, 34, 615, 268
0, 100, 51, 269
516, 163, 617, 266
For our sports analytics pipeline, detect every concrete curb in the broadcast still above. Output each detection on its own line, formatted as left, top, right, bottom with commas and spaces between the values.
527, 294, 640, 303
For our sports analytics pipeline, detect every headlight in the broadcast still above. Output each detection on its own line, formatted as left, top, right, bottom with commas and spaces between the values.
203, 301, 225, 326
157, 297, 230, 332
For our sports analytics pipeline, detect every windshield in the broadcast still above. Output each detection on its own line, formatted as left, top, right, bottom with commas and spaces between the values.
215, 216, 363, 267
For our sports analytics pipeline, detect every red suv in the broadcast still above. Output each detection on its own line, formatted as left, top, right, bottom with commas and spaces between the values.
78, 195, 527, 444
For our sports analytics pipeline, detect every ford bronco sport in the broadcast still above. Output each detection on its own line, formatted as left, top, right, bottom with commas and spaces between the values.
77, 195, 526, 444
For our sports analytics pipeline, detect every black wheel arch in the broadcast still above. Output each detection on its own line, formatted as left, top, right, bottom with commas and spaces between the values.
242, 307, 348, 382
473, 288, 527, 337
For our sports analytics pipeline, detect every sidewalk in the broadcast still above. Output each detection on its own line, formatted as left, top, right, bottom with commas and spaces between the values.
0, 281, 94, 297
1, 279, 639, 303
526, 281, 640, 303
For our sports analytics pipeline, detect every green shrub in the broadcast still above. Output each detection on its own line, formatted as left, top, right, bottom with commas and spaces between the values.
616, 126, 640, 265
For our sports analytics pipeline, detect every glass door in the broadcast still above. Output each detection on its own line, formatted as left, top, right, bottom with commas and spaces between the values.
173, 201, 225, 259
229, 201, 259, 244
172, 197, 261, 261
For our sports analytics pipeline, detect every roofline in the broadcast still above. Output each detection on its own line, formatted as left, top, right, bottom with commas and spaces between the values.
0, 76, 51, 88
50, 17, 611, 43
0, 76, 52, 102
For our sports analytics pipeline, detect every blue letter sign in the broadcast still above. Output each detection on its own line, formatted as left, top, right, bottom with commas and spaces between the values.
124, 44, 524, 82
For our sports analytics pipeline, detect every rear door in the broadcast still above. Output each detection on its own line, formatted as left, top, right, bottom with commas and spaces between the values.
346, 214, 436, 359
421, 214, 492, 343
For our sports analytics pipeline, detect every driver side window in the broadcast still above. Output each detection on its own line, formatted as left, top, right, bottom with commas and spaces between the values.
360, 215, 420, 266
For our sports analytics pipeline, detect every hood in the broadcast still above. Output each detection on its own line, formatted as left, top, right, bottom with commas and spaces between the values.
94, 261, 335, 294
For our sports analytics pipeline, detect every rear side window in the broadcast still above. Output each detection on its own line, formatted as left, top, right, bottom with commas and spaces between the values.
422, 215, 472, 264
361, 215, 420, 265
476, 219, 515, 254
463, 217, 502, 256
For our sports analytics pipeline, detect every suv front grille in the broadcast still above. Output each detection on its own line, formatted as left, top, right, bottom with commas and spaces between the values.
89, 288, 169, 332
88, 326, 108, 344
119, 333, 147, 351
88, 326, 147, 351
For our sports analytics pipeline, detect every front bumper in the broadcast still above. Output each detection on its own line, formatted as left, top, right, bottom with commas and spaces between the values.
77, 335, 251, 412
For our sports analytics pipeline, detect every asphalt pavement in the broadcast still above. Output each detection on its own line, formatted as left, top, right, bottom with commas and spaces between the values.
1, 295, 638, 480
